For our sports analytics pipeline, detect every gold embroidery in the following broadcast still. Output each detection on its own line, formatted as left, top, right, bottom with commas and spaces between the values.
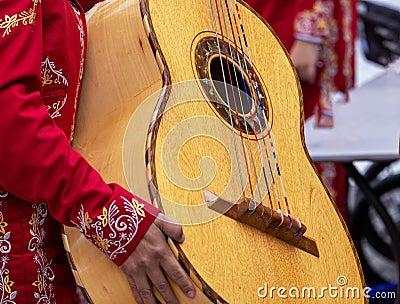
39, 248, 48, 263
42, 73, 53, 86
94, 236, 110, 250
317, 19, 327, 31
32, 274, 43, 293
3, 275, 14, 294
314, 2, 323, 13
29, 212, 37, 233
0, 0, 40, 38
97, 207, 108, 227
84, 212, 93, 229
29, 204, 56, 303
132, 198, 146, 218
0, 214, 9, 235
0, 208, 16, 302
295, 0, 333, 38
74, 197, 145, 261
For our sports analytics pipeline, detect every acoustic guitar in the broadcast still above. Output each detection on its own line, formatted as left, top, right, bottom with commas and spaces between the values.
62, 0, 366, 303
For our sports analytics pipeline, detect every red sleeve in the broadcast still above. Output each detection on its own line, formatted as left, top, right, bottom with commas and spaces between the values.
76, 0, 103, 12
0, 0, 159, 266
244, 0, 304, 49
294, 0, 334, 43
244, 0, 330, 47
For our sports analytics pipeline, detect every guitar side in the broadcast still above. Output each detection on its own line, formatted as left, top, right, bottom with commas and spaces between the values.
64, 0, 160, 302
64, 1, 211, 302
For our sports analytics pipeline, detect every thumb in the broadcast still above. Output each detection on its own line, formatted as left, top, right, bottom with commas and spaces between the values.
154, 213, 185, 243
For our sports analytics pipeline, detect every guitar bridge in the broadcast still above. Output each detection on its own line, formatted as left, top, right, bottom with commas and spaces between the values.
204, 190, 319, 258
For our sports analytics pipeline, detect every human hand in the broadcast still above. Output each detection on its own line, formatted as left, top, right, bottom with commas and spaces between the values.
290, 39, 320, 84
120, 213, 196, 304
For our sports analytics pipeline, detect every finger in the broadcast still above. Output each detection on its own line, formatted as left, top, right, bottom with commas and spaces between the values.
124, 272, 144, 304
297, 67, 313, 84
161, 255, 196, 299
305, 66, 317, 84
133, 272, 157, 304
155, 214, 185, 243
147, 268, 178, 304
125, 275, 144, 304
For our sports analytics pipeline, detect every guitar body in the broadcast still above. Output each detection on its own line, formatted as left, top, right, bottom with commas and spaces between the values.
63, 0, 366, 303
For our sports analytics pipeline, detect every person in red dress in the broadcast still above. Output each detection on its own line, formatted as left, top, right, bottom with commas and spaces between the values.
0, 0, 195, 303
245, 0, 358, 221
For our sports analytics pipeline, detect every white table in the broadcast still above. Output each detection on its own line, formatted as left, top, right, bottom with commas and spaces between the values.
304, 63, 400, 301
304, 64, 400, 162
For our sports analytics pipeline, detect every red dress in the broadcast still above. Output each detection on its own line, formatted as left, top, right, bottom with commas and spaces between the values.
0, 0, 158, 303
246, 0, 357, 121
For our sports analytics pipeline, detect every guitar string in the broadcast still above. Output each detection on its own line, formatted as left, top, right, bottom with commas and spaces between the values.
223, 0, 273, 208
232, 0, 291, 215
230, 1, 285, 211
212, 0, 256, 200
212, 1, 271, 209
226, 0, 273, 209
209, 0, 246, 196
220, 0, 287, 214
217, 0, 280, 211
230, 0, 282, 212
218, 0, 264, 206
209, 0, 293, 217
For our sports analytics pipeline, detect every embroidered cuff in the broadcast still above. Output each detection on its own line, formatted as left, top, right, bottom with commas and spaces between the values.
72, 184, 160, 266
294, 1, 333, 40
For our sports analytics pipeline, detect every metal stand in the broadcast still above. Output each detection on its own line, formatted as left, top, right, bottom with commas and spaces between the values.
343, 162, 400, 304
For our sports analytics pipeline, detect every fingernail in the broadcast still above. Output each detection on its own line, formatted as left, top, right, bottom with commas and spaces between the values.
187, 290, 195, 298
176, 232, 185, 243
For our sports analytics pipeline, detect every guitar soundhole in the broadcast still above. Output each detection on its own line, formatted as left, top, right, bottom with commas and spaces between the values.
193, 36, 271, 136
209, 57, 252, 116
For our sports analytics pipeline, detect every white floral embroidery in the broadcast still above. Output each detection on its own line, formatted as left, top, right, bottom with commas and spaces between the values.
0, 256, 17, 304
50, 94, 67, 119
29, 204, 55, 304
0, 201, 17, 303
0, 230, 10, 255
69, 6, 85, 142
73, 197, 143, 260
41, 57, 68, 87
